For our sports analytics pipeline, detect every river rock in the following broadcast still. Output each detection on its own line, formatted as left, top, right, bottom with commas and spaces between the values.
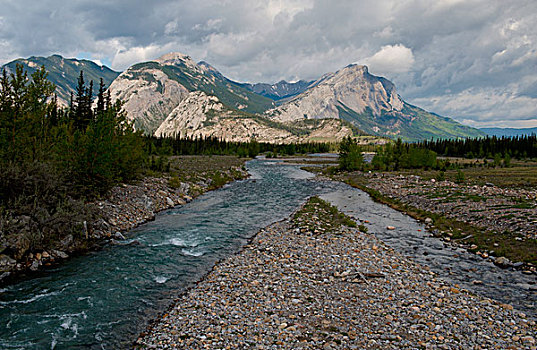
0, 254, 16, 271
114, 232, 126, 240
51, 250, 69, 259
29, 260, 39, 272
494, 256, 512, 268
166, 197, 174, 207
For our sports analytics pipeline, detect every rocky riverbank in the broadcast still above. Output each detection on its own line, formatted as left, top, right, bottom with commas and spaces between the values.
0, 162, 248, 284
331, 171, 537, 273
137, 198, 536, 349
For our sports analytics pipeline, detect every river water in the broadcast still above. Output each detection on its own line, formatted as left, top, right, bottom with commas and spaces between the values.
1, 159, 535, 349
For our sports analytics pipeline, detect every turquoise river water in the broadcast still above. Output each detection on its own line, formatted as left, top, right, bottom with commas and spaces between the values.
1, 159, 535, 349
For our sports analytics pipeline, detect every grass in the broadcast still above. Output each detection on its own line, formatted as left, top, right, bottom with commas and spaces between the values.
293, 196, 356, 234
396, 160, 537, 189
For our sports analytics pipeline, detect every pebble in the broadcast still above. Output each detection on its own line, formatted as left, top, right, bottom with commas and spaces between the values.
137, 204, 537, 349
357, 172, 537, 241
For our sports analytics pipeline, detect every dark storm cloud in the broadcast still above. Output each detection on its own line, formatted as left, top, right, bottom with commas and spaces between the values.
1, 0, 536, 127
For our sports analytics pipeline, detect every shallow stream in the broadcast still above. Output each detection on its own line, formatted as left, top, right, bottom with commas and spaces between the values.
1, 159, 535, 349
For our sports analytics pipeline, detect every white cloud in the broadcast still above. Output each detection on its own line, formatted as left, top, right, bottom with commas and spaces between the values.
111, 44, 177, 70
363, 44, 415, 74
411, 87, 537, 127
1, 0, 537, 127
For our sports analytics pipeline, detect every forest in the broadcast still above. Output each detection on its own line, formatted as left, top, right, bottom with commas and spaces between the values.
417, 135, 537, 159
0, 65, 145, 253
145, 135, 331, 158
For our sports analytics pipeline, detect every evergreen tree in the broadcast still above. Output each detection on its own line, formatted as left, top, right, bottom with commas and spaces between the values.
339, 136, 363, 171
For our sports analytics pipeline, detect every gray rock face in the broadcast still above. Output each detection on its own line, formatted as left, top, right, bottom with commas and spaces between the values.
154, 91, 353, 142
107, 52, 275, 136
107, 56, 191, 133
266, 65, 403, 123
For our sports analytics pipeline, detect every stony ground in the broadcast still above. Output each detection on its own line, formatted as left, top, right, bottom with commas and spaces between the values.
361, 172, 537, 240
331, 170, 537, 271
137, 201, 536, 349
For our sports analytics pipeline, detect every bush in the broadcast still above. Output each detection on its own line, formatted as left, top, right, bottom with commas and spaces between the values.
455, 170, 465, 184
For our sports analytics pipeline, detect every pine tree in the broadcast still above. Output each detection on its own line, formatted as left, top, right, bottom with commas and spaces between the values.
74, 71, 86, 130
96, 78, 105, 116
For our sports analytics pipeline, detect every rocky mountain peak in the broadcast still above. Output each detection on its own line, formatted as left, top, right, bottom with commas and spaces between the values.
267, 63, 405, 123
155, 52, 197, 69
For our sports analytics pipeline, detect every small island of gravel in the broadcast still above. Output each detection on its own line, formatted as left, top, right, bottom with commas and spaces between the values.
136, 197, 536, 349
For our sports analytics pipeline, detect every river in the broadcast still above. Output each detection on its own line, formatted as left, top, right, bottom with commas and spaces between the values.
1, 159, 535, 349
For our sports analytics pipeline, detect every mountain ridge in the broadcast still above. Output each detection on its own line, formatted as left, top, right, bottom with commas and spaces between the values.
1, 55, 120, 105
480, 127, 537, 137
2, 52, 485, 142
265, 64, 484, 141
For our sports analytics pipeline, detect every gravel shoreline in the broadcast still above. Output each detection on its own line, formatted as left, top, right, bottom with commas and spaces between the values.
137, 202, 536, 349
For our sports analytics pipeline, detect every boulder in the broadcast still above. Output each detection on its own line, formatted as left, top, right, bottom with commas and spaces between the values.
51, 250, 69, 259
29, 260, 40, 272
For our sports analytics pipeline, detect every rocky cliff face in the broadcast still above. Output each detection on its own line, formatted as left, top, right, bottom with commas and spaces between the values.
266, 65, 403, 122
154, 91, 352, 143
107, 61, 190, 133
109, 53, 353, 142
107, 53, 275, 134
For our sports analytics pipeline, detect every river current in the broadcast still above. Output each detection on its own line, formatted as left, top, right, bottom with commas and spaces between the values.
1, 159, 535, 349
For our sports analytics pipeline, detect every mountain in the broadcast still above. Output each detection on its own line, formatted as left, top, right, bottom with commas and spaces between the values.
480, 127, 537, 137
153, 90, 353, 142
108, 53, 276, 133
241, 80, 313, 101
265, 64, 484, 141
108, 53, 353, 141
1, 55, 119, 105
5, 53, 481, 142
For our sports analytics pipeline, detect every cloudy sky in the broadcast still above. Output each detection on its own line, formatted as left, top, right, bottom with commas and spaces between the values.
1, 0, 536, 128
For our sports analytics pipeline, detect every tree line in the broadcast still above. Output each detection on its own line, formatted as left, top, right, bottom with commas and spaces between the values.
416, 135, 537, 160
144, 135, 332, 159
338, 137, 438, 171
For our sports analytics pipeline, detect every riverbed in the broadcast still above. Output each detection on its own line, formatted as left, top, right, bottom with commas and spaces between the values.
0, 159, 535, 349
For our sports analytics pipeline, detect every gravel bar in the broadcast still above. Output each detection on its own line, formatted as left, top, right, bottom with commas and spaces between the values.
137, 206, 536, 349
